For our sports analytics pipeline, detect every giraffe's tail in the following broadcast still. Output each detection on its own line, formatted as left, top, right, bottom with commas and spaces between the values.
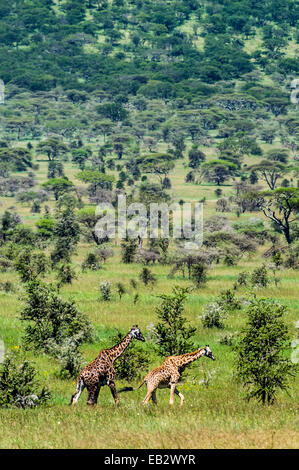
117, 386, 134, 393
137, 378, 146, 389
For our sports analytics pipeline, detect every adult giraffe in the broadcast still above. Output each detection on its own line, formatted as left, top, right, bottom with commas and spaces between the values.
70, 325, 145, 406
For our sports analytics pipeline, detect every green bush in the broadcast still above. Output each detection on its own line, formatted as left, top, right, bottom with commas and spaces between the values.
82, 252, 102, 271
154, 287, 196, 356
235, 297, 297, 404
46, 335, 84, 379
112, 331, 150, 381
202, 303, 226, 329
99, 281, 112, 301
218, 289, 242, 311
251, 264, 269, 287
20, 279, 94, 352
139, 267, 157, 286
0, 351, 50, 409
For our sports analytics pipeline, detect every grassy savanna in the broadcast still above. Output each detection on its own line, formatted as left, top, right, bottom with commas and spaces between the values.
0, 150, 298, 449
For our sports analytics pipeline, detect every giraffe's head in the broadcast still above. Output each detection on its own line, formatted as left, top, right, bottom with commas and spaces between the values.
130, 325, 145, 342
203, 345, 215, 361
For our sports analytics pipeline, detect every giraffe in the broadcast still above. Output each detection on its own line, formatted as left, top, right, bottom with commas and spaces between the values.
70, 325, 145, 406
139, 345, 215, 406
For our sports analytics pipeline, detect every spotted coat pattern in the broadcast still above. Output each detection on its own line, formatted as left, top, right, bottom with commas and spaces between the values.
139, 345, 215, 406
70, 325, 145, 406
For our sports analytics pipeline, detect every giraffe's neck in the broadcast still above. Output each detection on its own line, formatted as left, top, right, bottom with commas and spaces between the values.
175, 348, 206, 367
108, 332, 132, 361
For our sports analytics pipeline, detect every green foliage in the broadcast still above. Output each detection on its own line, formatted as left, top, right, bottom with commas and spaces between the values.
251, 265, 270, 288
139, 267, 157, 286
42, 178, 74, 201
14, 250, 49, 282
112, 331, 149, 381
99, 280, 112, 301
20, 279, 94, 353
121, 238, 138, 264
81, 252, 102, 271
154, 286, 196, 356
0, 351, 51, 409
0, 211, 22, 242
201, 302, 226, 329
190, 262, 208, 287
116, 282, 126, 299
51, 206, 80, 266
56, 263, 77, 288
217, 289, 242, 311
46, 335, 84, 379
235, 297, 297, 405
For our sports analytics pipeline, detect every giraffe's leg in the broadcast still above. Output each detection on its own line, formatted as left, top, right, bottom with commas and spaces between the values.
169, 382, 176, 405
108, 381, 120, 405
142, 386, 154, 405
151, 390, 157, 405
174, 387, 184, 406
70, 378, 85, 406
94, 385, 101, 405
86, 384, 99, 406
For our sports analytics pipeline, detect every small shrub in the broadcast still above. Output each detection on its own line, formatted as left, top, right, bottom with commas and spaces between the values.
46, 335, 84, 379
56, 263, 77, 287
121, 239, 138, 263
95, 247, 114, 263
235, 297, 297, 405
100, 281, 112, 301
218, 289, 242, 312
130, 279, 138, 289
0, 281, 15, 293
202, 303, 226, 329
82, 252, 102, 271
223, 254, 238, 266
191, 262, 208, 287
236, 272, 248, 287
139, 267, 157, 286
251, 264, 269, 288
0, 351, 51, 408
219, 332, 235, 346
116, 282, 126, 299
14, 250, 49, 282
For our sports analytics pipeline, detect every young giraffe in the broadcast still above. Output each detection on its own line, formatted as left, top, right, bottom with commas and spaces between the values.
139, 345, 215, 406
70, 325, 145, 406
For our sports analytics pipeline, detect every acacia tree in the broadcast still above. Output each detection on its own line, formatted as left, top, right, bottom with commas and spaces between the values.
249, 160, 288, 190
235, 297, 296, 405
255, 188, 299, 244
42, 178, 74, 201
200, 159, 238, 185
37, 138, 69, 161
76, 170, 114, 195
188, 145, 206, 169
138, 153, 175, 186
